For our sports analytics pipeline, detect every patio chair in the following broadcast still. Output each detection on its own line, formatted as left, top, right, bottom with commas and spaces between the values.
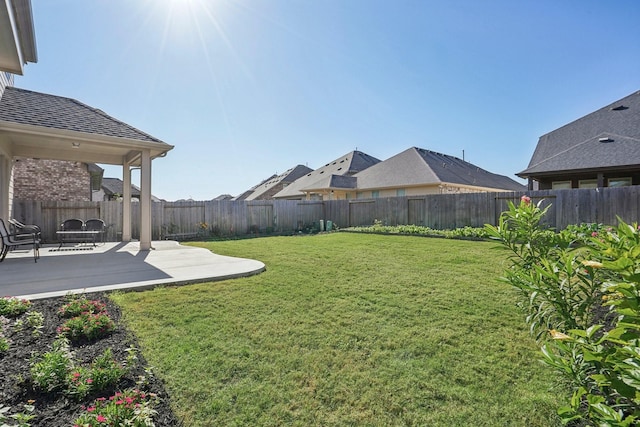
9, 219, 42, 241
0, 218, 40, 262
85, 218, 106, 243
61, 218, 84, 231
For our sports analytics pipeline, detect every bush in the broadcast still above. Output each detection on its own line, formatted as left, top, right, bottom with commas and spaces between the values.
57, 312, 115, 342
0, 297, 31, 317
73, 389, 158, 427
485, 195, 640, 425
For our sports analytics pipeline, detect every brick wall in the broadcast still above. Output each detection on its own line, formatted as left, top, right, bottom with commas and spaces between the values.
12, 158, 91, 201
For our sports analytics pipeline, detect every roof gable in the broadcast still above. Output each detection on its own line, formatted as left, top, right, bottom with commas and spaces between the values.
234, 164, 313, 200
520, 90, 640, 176
355, 147, 525, 191
273, 151, 380, 198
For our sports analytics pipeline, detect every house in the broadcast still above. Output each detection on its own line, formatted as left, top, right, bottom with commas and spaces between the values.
273, 151, 381, 200
518, 90, 640, 190
233, 164, 313, 201
98, 177, 162, 202
13, 158, 104, 201
0, 0, 173, 250
300, 147, 525, 200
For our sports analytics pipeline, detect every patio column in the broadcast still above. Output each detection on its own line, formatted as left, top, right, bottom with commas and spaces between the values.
122, 156, 133, 242
139, 149, 152, 251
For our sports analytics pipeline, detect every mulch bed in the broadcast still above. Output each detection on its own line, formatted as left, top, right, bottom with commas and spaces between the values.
0, 292, 182, 426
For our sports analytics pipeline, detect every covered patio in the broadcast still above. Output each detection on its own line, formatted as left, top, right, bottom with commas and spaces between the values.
0, 241, 265, 300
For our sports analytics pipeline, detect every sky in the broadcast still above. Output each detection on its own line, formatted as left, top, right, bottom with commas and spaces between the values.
16, 0, 640, 201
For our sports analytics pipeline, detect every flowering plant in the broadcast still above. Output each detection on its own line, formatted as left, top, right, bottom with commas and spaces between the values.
0, 296, 31, 317
59, 296, 107, 318
67, 349, 127, 400
57, 312, 115, 341
73, 389, 158, 427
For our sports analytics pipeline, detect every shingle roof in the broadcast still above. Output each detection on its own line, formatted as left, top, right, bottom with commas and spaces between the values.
101, 177, 162, 202
354, 147, 525, 191
0, 87, 165, 143
235, 165, 313, 200
273, 151, 381, 199
519, 90, 640, 177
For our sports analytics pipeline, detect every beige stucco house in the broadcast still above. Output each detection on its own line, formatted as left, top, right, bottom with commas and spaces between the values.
298, 147, 525, 200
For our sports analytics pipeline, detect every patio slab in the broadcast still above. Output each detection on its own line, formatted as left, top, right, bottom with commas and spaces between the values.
0, 241, 266, 300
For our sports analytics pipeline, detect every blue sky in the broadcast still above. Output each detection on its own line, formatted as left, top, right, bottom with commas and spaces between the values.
17, 0, 640, 201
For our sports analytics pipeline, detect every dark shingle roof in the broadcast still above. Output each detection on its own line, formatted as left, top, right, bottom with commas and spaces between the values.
0, 87, 164, 143
274, 151, 381, 199
355, 147, 525, 191
233, 165, 314, 200
519, 90, 640, 176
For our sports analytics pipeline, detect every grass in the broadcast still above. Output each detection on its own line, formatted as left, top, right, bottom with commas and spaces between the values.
111, 233, 564, 426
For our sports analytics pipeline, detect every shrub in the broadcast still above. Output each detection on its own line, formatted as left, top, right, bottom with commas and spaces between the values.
57, 312, 115, 342
73, 389, 158, 427
59, 296, 107, 318
30, 337, 73, 392
486, 196, 640, 425
0, 297, 31, 317
67, 349, 128, 400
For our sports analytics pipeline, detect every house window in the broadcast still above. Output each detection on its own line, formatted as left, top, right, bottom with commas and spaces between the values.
552, 181, 572, 189
578, 179, 598, 189
356, 192, 365, 199
608, 177, 632, 187
396, 189, 406, 196
371, 191, 380, 198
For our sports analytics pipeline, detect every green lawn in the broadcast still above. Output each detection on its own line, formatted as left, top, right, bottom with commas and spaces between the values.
111, 233, 563, 426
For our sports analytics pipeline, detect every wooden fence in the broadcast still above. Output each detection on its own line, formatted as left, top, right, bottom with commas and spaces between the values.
12, 186, 640, 243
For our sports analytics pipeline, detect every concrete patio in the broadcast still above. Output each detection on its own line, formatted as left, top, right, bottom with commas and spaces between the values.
0, 241, 266, 300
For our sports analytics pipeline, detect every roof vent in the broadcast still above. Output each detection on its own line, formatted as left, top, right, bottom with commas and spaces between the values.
611, 105, 628, 111
599, 137, 614, 143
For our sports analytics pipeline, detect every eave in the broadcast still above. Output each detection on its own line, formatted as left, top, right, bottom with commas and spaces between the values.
0, 0, 37, 75
0, 120, 173, 166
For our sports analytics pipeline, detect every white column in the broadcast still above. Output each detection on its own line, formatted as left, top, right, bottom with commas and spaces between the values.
122, 158, 132, 242
139, 149, 152, 250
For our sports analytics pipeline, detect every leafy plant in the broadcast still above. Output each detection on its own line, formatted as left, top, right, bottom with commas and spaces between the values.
30, 337, 73, 392
57, 312, 115, 341
73, 389, 158, 427
25, 311, 44, 337
0, 297, 31, 318
58, 296, 107, 318
67, 349, 127, 400
486, 197, 640, 425
484, 196, 600, 339
0, 402, 36, 427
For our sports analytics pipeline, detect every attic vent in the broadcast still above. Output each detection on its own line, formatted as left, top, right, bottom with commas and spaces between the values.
611, 105, 628, 111
599, 137, 614, 143
320, 171, 325, 174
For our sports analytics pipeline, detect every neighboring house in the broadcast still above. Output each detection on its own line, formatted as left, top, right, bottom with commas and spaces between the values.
0, 0, 173, 250
212, 194, 233, 201
518, 90, 640, 190
98, 177, 162, 202
234, 164, 313, 201
273, 151, 382, 200
301, 147, 525, 200
13, 158, 104, 201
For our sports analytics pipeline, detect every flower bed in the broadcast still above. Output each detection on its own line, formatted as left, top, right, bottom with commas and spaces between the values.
0, 293, 181, 427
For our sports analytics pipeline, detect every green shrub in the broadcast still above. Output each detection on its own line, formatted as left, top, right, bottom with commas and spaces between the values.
73, 389, 158, 427
58, 295, 107, 318
486, 195, 640, 425
67, 349, 127, 400
30, 337, 73, 392
57, 312, 115, 341
0, 297, 31, 317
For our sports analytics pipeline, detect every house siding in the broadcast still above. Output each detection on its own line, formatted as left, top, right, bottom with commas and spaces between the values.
12, 158, 92, 201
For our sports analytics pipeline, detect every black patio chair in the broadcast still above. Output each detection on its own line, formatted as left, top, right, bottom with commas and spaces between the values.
85, 218, 106, 243
9, 219, 42, 241
60, 218, 84, 231
0, 218, 40, 262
